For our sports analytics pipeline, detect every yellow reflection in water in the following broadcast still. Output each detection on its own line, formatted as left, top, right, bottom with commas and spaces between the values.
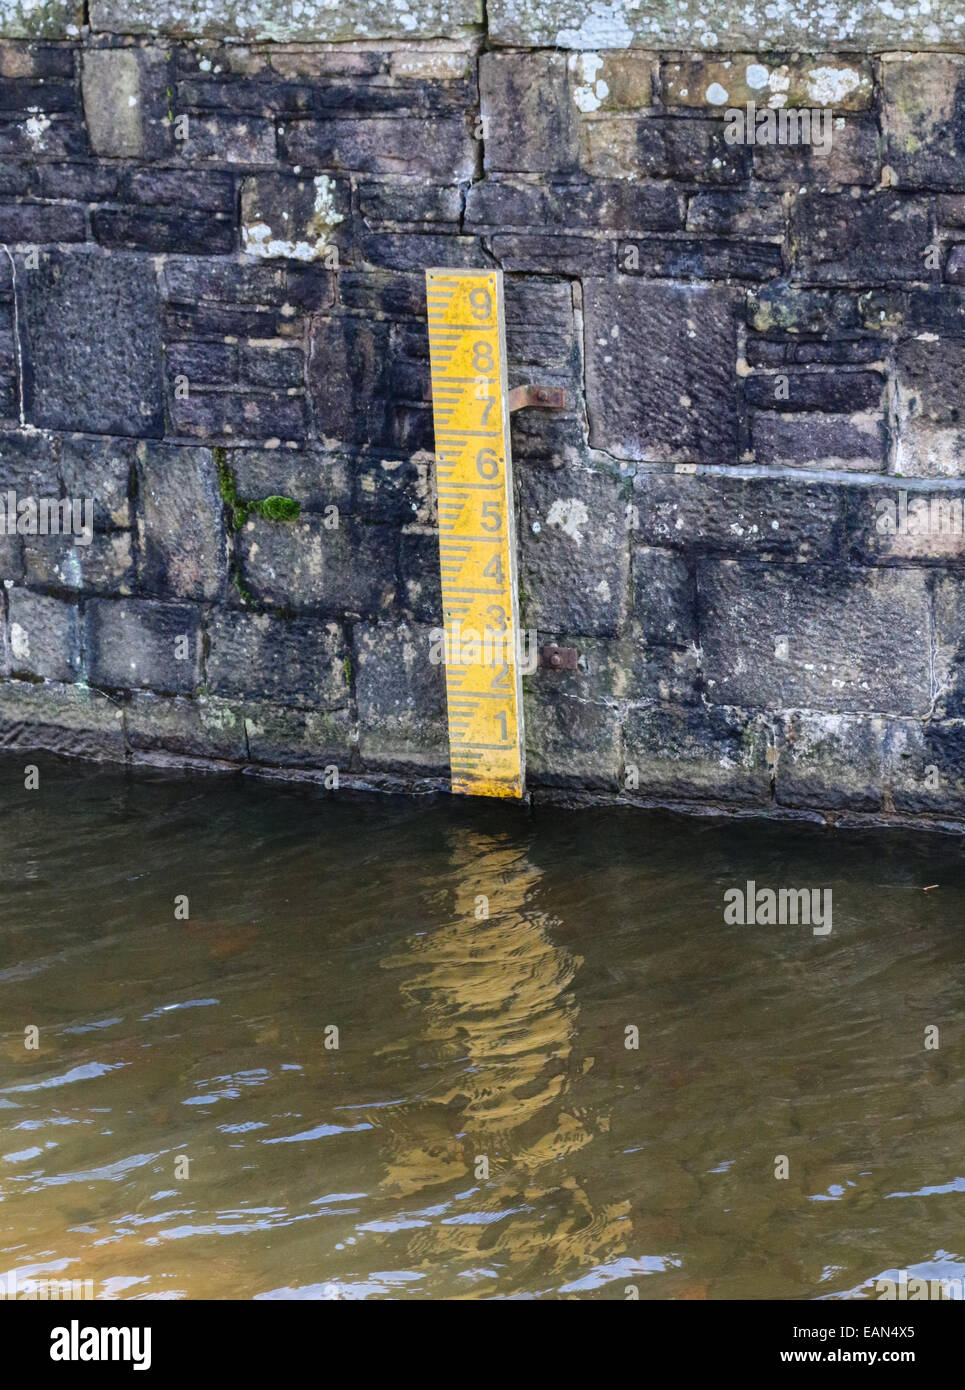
374, 828, 628, 1289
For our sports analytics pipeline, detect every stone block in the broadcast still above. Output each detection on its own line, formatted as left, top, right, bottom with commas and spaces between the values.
751, 412, 886, 471
524, 689, 621, 789
882, 54, 965, 190
85, 598, 200, 694
240, 171, 349, 262
519, 465, 629, 638
623, 702, 772, 804
792, 193, 934, 285
662, 55, 874, 111
698, 560, 932, 714
0, 679, 124, 760
236, 513, 396, 618
479, 51, 578, 174
584, 278, 740, 463
126, 692, 247, 761
774, 710, 883, 811
632, 471, 848, 561
206, 609, 348, 709
884, 719, 965, 816
81, 47, 172, 159
243, 702, 354, 767
136, 442, 227, 601
60, 435, 134, 529
18, 250, 163, 437
5, 587, 79, 680
354, 619, 448, 771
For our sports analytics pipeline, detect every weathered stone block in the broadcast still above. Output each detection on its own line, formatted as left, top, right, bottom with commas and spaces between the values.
230, 447, 353, 516
893, 336, 965, 478
358, 178, 462, 226
0, 201, 85, 242
568, 51, 655, 111
127, 692, 247, 762
81, 47, 172, 159
282, 117, 475, 180
93, 207, 234, 255
398, 527, 441, 624
136, 442, 227, 601
618, 235, 782, 281
524, 689, 621, 789
775, 711, 883, 811
24, 531, 136, 594
466, 177, 682, 233
632, 471, 848, 561
0, 3, 81, 38
480, 51, 578, 174
5, 587, 79, 681
354, 619, 448, 771
848, 480, 965, 565
170, 389, 307, 443
687, 189, 785, 237
698, 561, 932, 714
360, 231, 481, 272
751, 412, 885, 471
884, 719, 965, 816
0, 679, 123, 760
19, 250, 164, 437
241, 172, 349, 262
582, 114, 747, 182
748, 285, 857, 334
745, 369, 883, 413
792, 193, 934, 285
90, 0, 482, 41
584, 278, 740, 463
857, 288, 965, 336
631, 546, 695, 646
124, 167, 234, 212
662, 55, 873, 111
236, 513, 396, 618
882, 54, 965, 190
176, 114, 275, 163
206, 610, 348, 709
934, 575, 965, 717
86, 598, 200, 694
487, 0, 965, 50
519, 465, 629, 637
243, 701, 354, 767
239, 344, 304, 389
355, 452, 433, 526
752, 116, 880, 188
309, 315, 399, 447
623, 703, 771, 804
0, 428, 58, 495
60, 435, 134, 529
489, 234, 611, 277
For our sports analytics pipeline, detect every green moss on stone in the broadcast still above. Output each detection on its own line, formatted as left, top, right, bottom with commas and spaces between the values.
214, 448, 299, 529
253, 494, 301, 522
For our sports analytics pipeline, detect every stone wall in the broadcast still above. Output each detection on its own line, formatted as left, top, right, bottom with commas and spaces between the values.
1, 2, 965, 827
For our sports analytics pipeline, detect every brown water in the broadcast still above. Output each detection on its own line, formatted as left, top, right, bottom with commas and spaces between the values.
2, 755, 965, 1300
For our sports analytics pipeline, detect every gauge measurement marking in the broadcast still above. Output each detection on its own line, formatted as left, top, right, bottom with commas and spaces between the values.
425, 267, 526, 800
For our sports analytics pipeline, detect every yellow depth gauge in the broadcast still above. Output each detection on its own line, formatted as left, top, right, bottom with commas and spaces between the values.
425, 268, 526, 799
